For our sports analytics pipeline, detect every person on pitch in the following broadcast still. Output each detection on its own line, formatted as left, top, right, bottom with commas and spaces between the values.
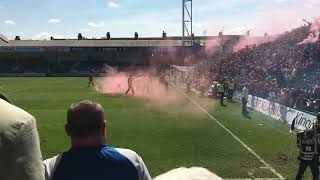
164, 70, 170, 91
185, 74, 192, 93
199, 76, 207, 97
217, 79, 226, 106
88, 72, 95, 87
227, 78, 235, 102
241, 84, 249, 115
125, 75, 135, 95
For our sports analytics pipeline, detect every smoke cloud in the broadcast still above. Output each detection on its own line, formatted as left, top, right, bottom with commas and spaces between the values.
205, 38, 221, 56
96, 66, 213, 115
298, 17, 320, 44
256, 0, 320, 36
233, 35, 277, 52
224, 0, 320, 51
96, 67, 168, 98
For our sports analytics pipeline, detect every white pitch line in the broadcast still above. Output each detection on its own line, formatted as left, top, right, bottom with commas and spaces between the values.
174, 87, 285, 180
8, 87, 34, 93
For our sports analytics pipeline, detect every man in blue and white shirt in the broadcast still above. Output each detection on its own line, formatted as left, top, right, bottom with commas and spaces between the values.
43, 100, 151, 180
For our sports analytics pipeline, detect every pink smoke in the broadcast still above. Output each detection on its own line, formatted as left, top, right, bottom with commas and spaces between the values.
298, 17, 320, 44
96, 67, 202, 112
98, 71, 166, 98
233, 35, 277, 52
201, 0, 320, 52
256, 0, 320, 35
205, 38, 220, 56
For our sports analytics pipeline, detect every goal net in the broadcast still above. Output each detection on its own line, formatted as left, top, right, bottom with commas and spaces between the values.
169, 65, 194, 84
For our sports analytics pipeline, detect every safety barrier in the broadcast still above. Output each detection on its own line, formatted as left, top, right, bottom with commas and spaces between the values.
233, 91, 317, 130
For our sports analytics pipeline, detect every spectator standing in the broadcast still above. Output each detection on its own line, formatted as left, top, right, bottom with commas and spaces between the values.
294, 94, 309, 111
295, 128, 319, 180
43, 100, 151, 180
227, 78, 235, 102
241, 84, 249, 115
291, 67, 297, 80
217, 80, 225, 106
199, 76, 207, 97
185, 74, 192, 93
0, 94, 44, 180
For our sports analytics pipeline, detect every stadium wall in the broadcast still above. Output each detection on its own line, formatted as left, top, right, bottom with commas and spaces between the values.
233, 91, 317, 130
0, 46, 198, 75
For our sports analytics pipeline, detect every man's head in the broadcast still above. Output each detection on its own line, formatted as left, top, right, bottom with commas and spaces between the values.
65, 100, 106, 147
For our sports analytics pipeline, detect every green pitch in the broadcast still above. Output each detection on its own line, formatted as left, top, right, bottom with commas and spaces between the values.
0, 77, 305, 179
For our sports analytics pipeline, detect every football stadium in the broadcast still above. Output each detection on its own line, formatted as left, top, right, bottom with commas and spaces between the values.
1, 0, 320, 180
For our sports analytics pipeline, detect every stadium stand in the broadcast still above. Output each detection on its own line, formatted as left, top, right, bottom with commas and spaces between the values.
0, 35, 243, 75
194, 23, 320, 115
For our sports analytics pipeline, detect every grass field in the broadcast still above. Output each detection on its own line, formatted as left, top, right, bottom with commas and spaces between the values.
0, 77, 308, 179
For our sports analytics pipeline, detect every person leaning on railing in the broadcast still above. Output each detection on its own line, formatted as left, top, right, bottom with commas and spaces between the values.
294, 94, 309, 111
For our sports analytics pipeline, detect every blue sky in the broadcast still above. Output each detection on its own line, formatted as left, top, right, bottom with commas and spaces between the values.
0, 0, 319, 39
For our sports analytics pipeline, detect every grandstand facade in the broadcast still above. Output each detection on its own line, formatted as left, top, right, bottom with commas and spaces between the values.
0, 34, 243, 75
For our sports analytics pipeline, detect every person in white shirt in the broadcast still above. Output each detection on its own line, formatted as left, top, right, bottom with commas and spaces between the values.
241, 84, 249, 115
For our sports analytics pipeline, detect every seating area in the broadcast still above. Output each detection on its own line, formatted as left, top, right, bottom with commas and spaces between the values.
194, 23, 320, 114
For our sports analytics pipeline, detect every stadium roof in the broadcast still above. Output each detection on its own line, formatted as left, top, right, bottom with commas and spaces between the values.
0, 39, 185, 47
0, 35, 248, 47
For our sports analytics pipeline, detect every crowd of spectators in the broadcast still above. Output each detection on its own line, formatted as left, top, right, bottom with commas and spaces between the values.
194, 23, 320, 114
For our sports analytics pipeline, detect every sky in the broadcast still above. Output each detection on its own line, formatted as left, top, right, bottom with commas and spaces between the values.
0, 0, 319, 40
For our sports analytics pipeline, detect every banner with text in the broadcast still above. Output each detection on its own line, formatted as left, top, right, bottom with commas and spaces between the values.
233, 91, 317, 130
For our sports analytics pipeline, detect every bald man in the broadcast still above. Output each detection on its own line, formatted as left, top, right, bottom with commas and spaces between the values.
44, 100, 151, 180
